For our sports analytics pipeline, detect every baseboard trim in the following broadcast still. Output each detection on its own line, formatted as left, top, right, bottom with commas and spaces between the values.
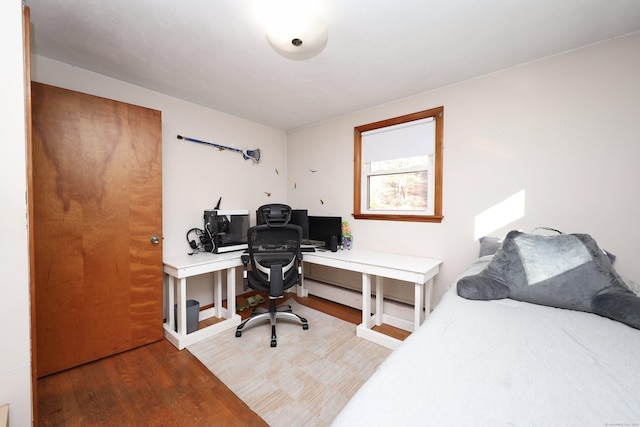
301, 279, 417, 324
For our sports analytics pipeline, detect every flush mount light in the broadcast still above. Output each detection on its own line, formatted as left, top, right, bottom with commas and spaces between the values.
264, 1, 328, 60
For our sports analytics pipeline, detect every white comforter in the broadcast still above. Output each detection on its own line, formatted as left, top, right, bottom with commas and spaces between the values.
333, 262, 640, 426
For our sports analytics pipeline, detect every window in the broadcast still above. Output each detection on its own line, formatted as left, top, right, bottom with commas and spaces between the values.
353, 107, 443, 223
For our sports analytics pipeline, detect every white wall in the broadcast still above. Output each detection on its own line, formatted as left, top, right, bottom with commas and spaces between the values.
1, 2, 33, 426
31, 55, 288, 310
287, 32, 640, 305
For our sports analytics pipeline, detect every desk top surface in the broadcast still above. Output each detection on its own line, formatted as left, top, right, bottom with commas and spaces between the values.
163, 251, 244, 270
164, 248, 441, 274
305, 248, 441, 273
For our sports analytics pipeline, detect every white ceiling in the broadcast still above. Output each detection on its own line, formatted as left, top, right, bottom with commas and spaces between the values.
27, 0, 640, 131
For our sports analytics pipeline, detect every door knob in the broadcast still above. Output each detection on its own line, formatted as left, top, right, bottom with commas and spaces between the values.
150, 235, 160, 245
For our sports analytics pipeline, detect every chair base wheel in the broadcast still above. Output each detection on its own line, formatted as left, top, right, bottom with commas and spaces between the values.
234, 301, 308, 347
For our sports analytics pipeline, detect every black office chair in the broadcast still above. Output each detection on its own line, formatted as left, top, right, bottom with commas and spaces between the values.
235, 204, 309, 347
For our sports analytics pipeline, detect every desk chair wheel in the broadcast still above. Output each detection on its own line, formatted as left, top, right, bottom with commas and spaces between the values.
269, 319, 308, 347
235, 330, 242, 338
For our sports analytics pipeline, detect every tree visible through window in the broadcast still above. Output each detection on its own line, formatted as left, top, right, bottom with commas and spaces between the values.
368, 157, 429, 211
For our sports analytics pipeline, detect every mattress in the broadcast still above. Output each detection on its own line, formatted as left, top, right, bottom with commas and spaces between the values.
333, 258, 640, 426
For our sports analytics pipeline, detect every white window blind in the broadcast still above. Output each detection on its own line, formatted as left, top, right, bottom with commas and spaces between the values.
361, 117, 435, 163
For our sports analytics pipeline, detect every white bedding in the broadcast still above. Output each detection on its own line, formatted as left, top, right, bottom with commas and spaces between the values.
333, 259, 640, 427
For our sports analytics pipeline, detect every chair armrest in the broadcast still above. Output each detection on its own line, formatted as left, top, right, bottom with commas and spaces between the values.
241, 254, 250, 291
296, 253, 303, 285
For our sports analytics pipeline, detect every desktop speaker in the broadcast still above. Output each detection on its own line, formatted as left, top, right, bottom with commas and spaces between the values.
330, 235, 338, 252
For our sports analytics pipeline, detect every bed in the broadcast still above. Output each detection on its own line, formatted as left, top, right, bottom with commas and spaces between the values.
333, 231, 640, 426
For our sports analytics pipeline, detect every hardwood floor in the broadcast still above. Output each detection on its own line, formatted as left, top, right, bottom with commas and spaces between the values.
37, 294, 407, 426
38, 338, 264, 427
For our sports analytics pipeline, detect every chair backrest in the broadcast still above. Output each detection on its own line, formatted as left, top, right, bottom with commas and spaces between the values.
256, 203, 292, 228
247, 204, 303, 296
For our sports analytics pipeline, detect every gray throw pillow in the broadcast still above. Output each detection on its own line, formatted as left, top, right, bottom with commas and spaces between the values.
478, 236, 503, 257
458, 230, 640, 330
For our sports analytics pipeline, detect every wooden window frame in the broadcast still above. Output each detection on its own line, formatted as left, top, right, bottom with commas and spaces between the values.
353, 106, 444, 223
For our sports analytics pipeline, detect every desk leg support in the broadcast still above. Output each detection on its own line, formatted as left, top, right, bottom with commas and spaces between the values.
362, 273, 372, 328
226, 267, 236, 317
214, 271, 222, 318
357, 272, 401, 350
375, 276, 383, 326
414, 282, 424, 332
424, 278, 433, 317
167, 274, 176, 332
177, 277, 187, 336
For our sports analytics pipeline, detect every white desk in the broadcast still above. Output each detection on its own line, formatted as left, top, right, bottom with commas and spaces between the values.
301, 249, 442, 350
163, 252, 242, 350
163, 249, 441, 351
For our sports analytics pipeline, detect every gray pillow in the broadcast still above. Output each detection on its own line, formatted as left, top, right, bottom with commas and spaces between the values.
478, 236, 503, 257
458, 230, 640, 330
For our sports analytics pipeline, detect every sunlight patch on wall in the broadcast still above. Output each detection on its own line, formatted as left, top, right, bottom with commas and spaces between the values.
474, 190, 525, 240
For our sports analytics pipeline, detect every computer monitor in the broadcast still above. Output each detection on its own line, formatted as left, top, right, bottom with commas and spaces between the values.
290, 209, 309, 240
308, 216, 342, 248
255, 208, 310, 240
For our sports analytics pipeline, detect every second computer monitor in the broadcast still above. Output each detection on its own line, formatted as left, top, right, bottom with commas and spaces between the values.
255, 208, 309, 240
290, 209, 310, 240
308, 216, 342, 248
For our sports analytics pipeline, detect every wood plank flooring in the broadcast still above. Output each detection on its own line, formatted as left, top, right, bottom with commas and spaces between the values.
37, 294, 408, 426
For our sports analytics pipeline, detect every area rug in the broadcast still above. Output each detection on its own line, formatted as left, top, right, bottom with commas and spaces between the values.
187, 299, 392, 426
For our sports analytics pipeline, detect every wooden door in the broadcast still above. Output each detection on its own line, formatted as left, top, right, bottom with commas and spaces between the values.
32, 82, 163, 377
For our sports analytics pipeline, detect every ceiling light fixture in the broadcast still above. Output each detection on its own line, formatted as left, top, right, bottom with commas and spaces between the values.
264, 1, 328, 60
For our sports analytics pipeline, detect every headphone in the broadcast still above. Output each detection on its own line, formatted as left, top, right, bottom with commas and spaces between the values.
186, 227, 215, 254
186, 228, 204, 251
